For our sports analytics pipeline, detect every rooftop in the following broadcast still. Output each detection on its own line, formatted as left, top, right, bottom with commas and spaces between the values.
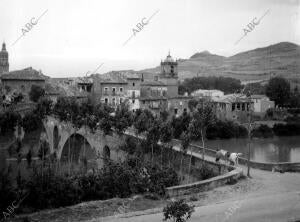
141, 80, 166, 86
1, 67, 47, 81
212, 94, 250, 103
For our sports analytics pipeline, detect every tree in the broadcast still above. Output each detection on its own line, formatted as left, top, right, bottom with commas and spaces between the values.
180, 131, 190, 181
133, 109, 154, 135
163, 199, 194, 222
29, 85, 45, 102
188, 103, 216, 161
35, 97, 53, 119
113, 103, 133, 135
159, 121, 173, 167
146, 118, 161, 165
266, 77, 290, 107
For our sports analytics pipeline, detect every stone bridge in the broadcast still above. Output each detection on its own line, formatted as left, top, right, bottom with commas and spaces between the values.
42, 116, 126, 167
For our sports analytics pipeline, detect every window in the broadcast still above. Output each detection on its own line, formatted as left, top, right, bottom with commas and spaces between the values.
120, 87, 123, 92
120, 98, 123, 104
104, 87, 108, 95
104, 98, 108, 104
242, 103, 245, 111
112, 88, 116, 95
133, 82, 135, 87
174, 108, 178, 115
132, 99, 135, 104
237, 103, 240, 110
112, 98, 116, 105
232, 103, 235, 111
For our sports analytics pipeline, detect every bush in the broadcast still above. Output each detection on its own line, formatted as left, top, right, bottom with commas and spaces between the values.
163, 199, 195, 222
29, 85, 45, 102
0, 170, 17, 218
21, 112, 42, 133
273, 123, 300, 136
0, 111, 22, 136
251, 125, 274, 138
206, 120, 247, 139
22, 158, 179, 211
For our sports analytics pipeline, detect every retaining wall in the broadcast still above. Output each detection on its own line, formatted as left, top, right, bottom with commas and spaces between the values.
166, 147, 243, 197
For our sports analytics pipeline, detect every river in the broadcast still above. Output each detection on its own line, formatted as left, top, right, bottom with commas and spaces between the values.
198, 136, 300, 163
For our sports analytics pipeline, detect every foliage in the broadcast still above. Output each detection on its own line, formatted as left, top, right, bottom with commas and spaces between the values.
273, 123, 300, 136
23, 158, 179, 210
29, 85, 45, 102
251, 125, 274, 138
179, 76, 242, 95
206, 120, 248, 139
163, 199, 195, 222
266, 77, 290, 106
94, 103, 114, 135
244, 82, 266, 95
180, 131, 190, 153
119, 136, 138, 155
113, 103, 133, 135
21, 112, 42, 133
171, 113, 191, 139
53, 97, 80, 122
35, 97, 53, 119
0, 111, 22, 136
160, 121, 173, 144
0, 169, 17, 217
188, 103, 216, 140
133, 109, 154, 135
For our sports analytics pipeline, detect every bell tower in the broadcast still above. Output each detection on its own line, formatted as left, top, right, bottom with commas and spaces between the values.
0, 42, 9, 74
158, 52, 179, 98
160, 51, 178, 78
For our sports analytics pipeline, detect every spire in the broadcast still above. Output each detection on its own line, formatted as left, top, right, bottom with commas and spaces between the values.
168, 49, 170, 57
2, 42, 6, 51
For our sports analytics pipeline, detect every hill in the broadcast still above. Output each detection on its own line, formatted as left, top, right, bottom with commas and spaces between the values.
141, 42, 300, 82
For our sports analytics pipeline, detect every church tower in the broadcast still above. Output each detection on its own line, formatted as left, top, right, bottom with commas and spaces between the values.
0, 42, 9, 75
159, 52, 178, 98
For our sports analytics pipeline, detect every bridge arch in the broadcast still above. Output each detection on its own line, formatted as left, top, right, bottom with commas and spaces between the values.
53, 125, 60, 151
60, 133, 96, 163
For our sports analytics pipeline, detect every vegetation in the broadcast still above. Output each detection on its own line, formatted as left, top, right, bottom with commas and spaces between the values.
163, 199, 195, 222
29, 85, 45, 102
179, 76, 242, 95
266, 77, 290, 106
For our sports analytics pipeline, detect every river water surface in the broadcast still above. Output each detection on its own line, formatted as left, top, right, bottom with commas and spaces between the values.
200, 136, 300, 163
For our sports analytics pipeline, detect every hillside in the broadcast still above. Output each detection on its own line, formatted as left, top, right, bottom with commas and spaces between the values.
141, 42, 300, 82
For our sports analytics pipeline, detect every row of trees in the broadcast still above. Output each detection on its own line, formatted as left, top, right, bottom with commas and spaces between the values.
179, 76, 243, 95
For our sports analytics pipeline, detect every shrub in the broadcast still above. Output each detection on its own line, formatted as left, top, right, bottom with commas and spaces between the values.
163, 199, 195, 222
273, 123, 300, 136
251, 125, 274, 138
29, 85, 45, 102
0, 169, 17, 217
21, 112, 42, 133
206, 120, 247, 139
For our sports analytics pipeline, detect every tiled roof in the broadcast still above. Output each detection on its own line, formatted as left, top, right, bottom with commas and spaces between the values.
139, 96, 168, 101
212, 94, 250, 103
1, 67, 47, 80
141, 80, 166, 86
251, 94, 268, 99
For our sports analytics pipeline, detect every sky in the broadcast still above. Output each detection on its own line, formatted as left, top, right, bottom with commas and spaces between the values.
0, 0, 299, 77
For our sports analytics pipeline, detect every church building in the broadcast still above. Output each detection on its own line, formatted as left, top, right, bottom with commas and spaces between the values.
0, 42, 9, 75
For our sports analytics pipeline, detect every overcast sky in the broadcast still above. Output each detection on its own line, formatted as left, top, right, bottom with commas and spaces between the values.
0, 0, 299, 77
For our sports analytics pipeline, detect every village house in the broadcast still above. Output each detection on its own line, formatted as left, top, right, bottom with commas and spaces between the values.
212, 94, 254, 124
92, 72, 128, 108
251, 94, 275, 114
0, 67, 46, 101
